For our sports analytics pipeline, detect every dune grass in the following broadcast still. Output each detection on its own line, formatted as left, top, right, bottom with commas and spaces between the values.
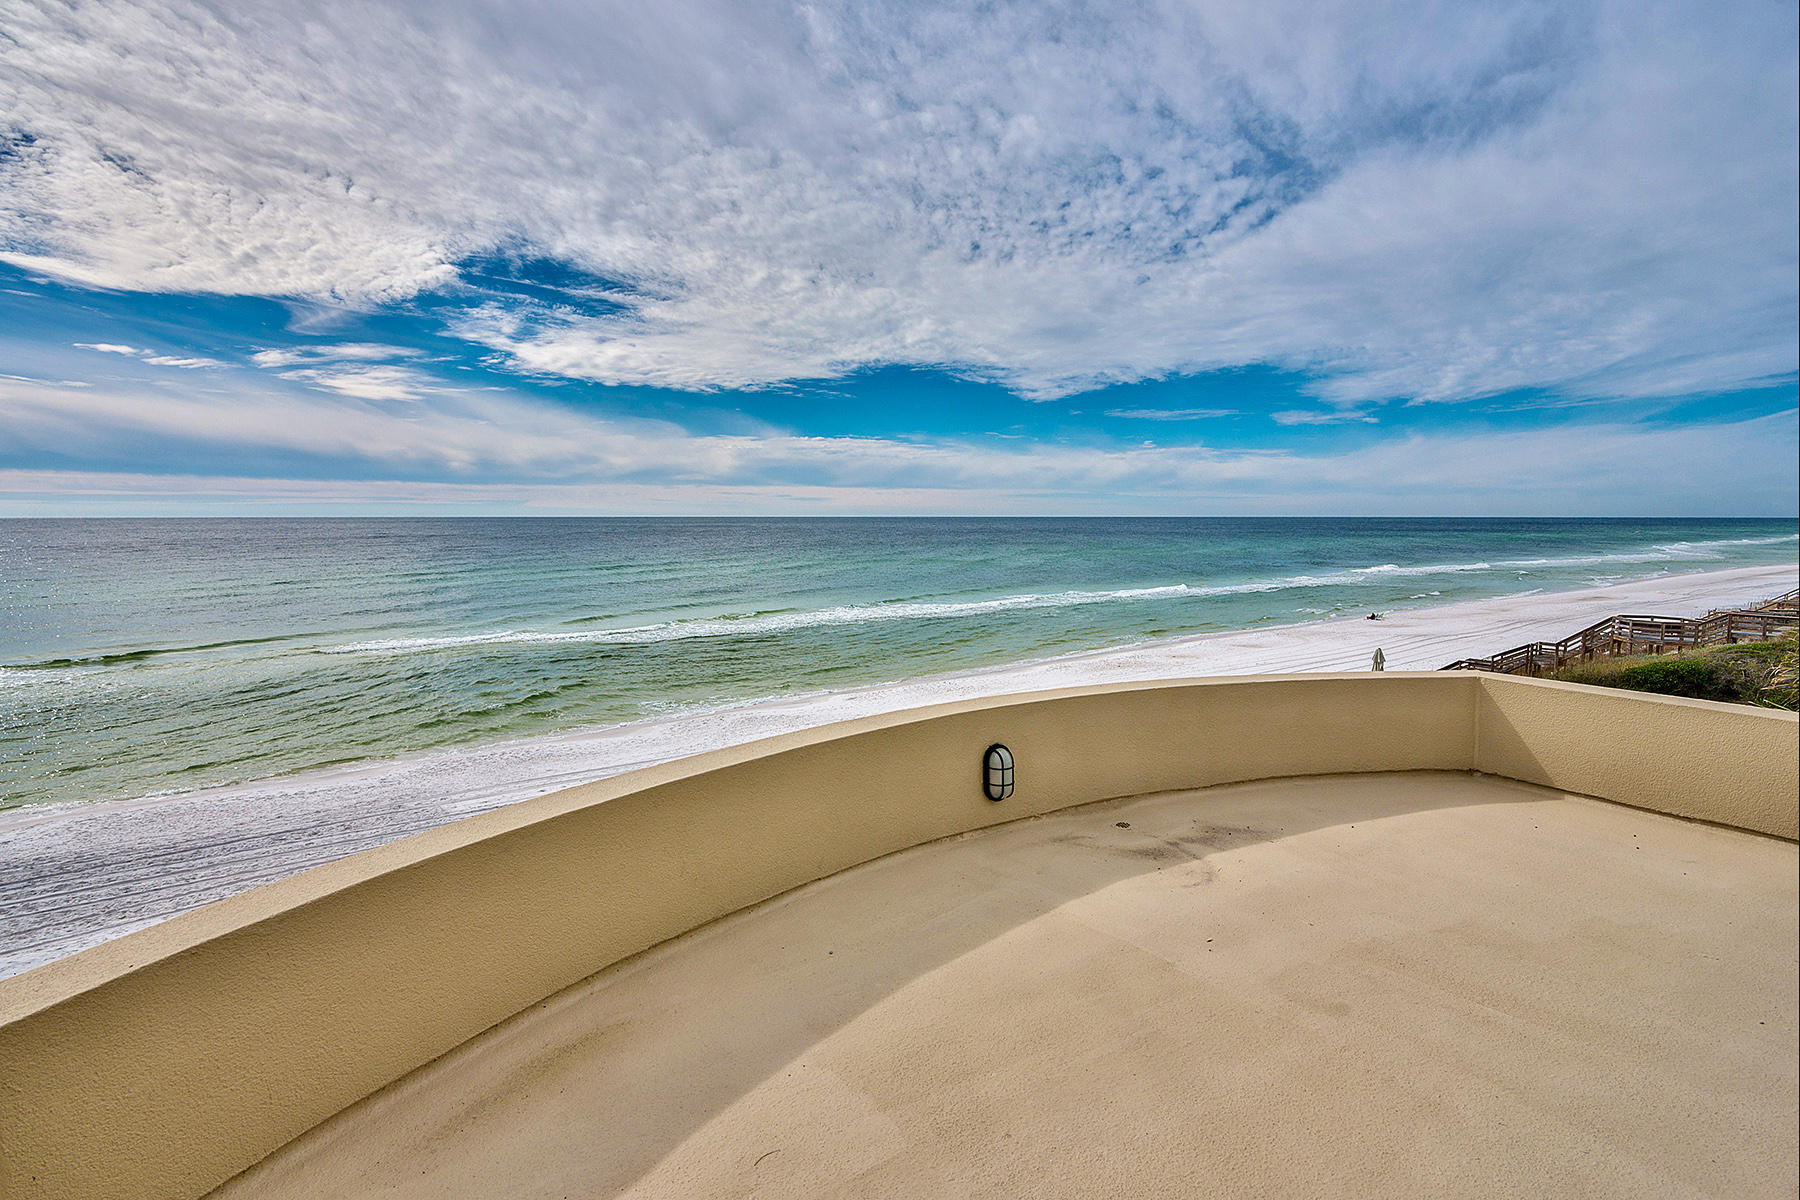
1548, 631, 1798, 710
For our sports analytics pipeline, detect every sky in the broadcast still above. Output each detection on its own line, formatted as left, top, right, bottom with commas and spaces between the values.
0, 0, 1795, 516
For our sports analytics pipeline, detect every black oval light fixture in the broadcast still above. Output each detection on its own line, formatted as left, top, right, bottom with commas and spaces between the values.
983, 744, 1014, 801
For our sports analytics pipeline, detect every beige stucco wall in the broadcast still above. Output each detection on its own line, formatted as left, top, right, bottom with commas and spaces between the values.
0, 673, 1793, 1200
1475, 674, 1800, 840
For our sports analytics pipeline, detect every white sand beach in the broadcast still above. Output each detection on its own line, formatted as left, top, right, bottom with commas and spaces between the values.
2, 562, 1793, 981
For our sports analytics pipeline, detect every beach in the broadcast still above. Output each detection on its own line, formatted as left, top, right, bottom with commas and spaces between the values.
2, 560, 1792, 981
9, 517, 1797, 815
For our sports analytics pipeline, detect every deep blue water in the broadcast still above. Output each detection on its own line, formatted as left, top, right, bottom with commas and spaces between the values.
2, 517, 1794, 810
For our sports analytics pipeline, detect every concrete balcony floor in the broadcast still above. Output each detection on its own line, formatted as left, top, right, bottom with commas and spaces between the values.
214, 772, 1798, 1199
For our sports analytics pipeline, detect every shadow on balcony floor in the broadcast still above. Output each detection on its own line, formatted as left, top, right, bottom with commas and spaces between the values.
213, 771, 1798, 1199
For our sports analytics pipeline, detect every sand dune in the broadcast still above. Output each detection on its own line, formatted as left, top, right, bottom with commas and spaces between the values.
2, 562, 1793, 980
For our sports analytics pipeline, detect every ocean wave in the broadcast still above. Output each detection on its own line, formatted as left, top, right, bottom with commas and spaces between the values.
1496, 533, 1796, 569
15, 534, 1789, 669
0, 632, 309, 672
317, 542, 1797, 659
315, 562, 1517, 657
1662, 534, 1797, 548
1349, 562, 1494, 576
323, 585, 1200, 654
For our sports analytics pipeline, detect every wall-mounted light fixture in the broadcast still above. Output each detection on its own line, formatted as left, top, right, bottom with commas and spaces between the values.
983, 744, 1014, 801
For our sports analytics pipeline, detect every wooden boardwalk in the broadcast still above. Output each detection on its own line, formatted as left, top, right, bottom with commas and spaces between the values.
1441, 588, 1799, 675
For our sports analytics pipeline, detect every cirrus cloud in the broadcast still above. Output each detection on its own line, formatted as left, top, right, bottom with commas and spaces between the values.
1, 369, 1793, 515
0, 0, 1791, 407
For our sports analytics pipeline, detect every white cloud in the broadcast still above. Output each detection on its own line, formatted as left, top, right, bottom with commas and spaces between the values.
1271, 409, 1379, 425
251, 343, 423, 369
71, 342, 220, 368
1106, 408, 1241, 421
276, 364, 435, 403
252, 344, 453, 401
0, 374, 614, 473
2, 0, 1791, 405
141, 354, 223, 369
1, 373, 1792, 514
0, 371, 88, 386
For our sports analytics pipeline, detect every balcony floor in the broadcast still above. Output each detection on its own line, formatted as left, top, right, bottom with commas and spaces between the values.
214, 771, 1798, 1199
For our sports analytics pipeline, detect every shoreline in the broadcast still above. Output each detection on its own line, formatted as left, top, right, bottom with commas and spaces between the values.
2, 561, 1794, 980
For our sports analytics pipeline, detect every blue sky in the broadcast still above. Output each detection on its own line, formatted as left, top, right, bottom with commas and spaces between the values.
1, 0, 1795, 515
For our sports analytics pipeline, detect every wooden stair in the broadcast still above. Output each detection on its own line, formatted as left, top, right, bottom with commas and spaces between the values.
1441, 588, 1799, 675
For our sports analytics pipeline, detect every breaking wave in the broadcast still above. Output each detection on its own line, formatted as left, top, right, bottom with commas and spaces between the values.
317, 561, 1534, 657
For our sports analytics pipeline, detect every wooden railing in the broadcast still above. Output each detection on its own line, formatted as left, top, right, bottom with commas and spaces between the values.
1442, 588, 1799, 675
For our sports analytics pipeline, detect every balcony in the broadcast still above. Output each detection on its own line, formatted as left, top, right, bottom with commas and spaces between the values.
2, 673, 1795, 1199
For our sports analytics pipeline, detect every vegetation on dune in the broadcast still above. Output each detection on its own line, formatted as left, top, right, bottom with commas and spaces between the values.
1548, 631, 1798, 710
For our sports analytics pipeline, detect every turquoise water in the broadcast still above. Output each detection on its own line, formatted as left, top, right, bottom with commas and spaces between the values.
2, 517, 1794, 810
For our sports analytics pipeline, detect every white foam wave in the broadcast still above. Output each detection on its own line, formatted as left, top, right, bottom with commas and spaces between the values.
319, 563, 1499, 657
1496, 533, 1796, 570
1669, 534, 1797, 548
325, 584, 1208, 655
312, 536, 1796, 659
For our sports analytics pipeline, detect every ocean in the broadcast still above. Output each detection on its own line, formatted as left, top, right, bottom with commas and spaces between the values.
2, 517, 1795, 811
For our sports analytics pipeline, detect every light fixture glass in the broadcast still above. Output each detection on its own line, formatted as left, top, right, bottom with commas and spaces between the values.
984, 744, 1014, 801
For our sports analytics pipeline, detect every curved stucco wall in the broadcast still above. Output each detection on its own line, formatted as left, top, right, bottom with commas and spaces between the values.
0, 673, 1793, 1200
1476, 675, 1800, 840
